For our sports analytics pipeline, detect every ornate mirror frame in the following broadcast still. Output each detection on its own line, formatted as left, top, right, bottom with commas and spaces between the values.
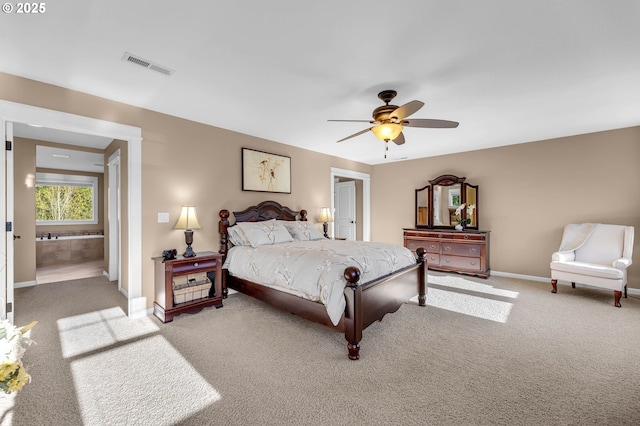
415, 174, 479, 229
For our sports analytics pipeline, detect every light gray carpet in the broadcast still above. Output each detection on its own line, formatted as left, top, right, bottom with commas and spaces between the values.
2, 273, 640, 425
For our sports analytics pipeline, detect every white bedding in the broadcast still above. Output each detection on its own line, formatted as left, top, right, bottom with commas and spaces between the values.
223, 239, 416, 325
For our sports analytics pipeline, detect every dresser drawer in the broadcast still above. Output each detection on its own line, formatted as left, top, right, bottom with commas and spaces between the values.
425, 253, 441, 265
441, 242, 482, 257
405, 238, 440, 253
441, 255, 482, 271
452, 233, 486, 241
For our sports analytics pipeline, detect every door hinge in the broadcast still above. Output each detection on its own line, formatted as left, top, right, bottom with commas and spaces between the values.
6, 222, 12, 232
6, 303, 12, 314
5, 140, 11, 151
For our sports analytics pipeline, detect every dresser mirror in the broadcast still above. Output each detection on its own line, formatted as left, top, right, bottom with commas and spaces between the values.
415, 174, 479, 229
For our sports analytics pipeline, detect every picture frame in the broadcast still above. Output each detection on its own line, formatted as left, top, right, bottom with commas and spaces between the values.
242, 148, 291, 193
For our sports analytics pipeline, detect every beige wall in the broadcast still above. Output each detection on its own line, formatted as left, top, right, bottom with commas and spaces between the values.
372, 126, 640, 289
13, 138, 36, 283
1, 73, 371, 309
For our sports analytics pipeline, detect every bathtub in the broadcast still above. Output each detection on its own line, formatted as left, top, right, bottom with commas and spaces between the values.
36, 234, 104, 266
36, 234, 104, 241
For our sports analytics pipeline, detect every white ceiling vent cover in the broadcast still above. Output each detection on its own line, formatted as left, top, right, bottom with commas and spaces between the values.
121, 52, 174, 76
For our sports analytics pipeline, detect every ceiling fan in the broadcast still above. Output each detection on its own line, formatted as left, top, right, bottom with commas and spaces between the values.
329, 90, 459, 158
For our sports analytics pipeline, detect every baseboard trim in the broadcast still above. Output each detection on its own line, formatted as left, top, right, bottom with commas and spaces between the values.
14, 280, 37, 289
491, 270, 640, 296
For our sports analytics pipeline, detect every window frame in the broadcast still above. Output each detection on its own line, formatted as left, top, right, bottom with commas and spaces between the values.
35, 172, 99, 226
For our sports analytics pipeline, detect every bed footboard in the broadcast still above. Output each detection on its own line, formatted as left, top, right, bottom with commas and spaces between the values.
342, 247, 427, 360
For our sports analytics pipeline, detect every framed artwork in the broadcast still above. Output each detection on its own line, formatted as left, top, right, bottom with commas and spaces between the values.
242, 148, 291, 193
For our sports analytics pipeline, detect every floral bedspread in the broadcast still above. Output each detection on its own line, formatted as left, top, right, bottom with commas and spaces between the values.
223, 239, 416, 326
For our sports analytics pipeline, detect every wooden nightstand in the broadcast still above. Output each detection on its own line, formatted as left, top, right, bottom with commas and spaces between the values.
152, 251, 223, 322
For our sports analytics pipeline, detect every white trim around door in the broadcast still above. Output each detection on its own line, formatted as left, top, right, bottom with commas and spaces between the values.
0, 100, 145, 319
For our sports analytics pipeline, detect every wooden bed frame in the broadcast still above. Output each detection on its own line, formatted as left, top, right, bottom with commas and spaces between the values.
218, 201, 427, 360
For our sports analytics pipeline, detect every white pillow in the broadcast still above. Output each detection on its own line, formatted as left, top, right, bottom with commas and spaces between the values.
227, 225, 250, 246
235, 219, 294, 247
281, 220, 326, 241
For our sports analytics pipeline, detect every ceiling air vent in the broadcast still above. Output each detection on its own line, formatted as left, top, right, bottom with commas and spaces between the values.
121, 52, 174, 76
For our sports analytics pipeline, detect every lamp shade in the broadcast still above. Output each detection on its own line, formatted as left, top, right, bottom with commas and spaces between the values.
318, 207, 333, 223
174, 206, 202, 230
371, 123, 403, 141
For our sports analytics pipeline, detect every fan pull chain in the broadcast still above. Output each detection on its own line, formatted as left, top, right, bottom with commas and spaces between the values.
384, 141, 389, 158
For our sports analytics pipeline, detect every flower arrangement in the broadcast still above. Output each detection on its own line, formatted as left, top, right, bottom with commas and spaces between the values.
454, 203, 476, 227
0, 320, 37, 394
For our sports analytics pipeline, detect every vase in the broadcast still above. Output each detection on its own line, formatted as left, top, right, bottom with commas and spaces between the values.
455, 224, 463, 231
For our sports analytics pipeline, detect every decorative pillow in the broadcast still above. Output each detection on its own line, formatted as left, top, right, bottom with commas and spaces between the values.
281, 220, 326, 241
227, 225, 250, 246
235, 219, 294, 247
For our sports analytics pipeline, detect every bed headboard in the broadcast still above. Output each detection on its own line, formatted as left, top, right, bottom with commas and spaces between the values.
218, 201, 307, 255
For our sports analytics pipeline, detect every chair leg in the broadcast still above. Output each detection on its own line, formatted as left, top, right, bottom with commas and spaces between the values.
551, 279, 557, 293
624, 285, 627, 299
614, 290, 622, 308
571, 282, 576, 288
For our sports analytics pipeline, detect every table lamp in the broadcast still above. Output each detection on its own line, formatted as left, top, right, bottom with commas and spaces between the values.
175, 205, 202, 257
318, 207, 333, 239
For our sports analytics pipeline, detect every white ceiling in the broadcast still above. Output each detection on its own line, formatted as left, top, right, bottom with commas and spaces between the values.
35, 145, 104, 174
14, 123, 110, 172
2, 1, 639, 165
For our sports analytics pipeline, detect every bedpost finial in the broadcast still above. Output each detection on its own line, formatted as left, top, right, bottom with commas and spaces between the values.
299, 209, 307, 221
344, 266, 361, 285
220, 209, 229, 219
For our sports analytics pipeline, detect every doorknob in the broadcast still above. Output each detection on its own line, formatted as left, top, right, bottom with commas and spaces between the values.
13, 235, 21, 240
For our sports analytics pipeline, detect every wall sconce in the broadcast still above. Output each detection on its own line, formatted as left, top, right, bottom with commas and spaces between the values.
318, 207, 333, 239
174, 205, 202, 257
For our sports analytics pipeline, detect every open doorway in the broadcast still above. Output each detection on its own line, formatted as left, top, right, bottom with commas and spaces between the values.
329, 167, 371, 241
30, 144, 107, 285
1, 100, 144, 322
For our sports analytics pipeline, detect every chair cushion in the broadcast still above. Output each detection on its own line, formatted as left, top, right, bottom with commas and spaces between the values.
574, 224, 624, 265
550, 261, 624, 280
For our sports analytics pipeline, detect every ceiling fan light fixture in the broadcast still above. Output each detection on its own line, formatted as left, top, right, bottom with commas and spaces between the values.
371, 123, 402, 142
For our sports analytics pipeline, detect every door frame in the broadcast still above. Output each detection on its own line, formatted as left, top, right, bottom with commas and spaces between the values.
329, 167, 370, 241
107, 149, 121, 287
0, 100, 146, 319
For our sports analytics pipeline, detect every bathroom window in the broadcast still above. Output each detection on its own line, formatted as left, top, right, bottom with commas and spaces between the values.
35, 172, 99, 225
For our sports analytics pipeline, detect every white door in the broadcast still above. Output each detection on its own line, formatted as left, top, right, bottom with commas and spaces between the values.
1, 121, 15, 322
335, 180, 356, 240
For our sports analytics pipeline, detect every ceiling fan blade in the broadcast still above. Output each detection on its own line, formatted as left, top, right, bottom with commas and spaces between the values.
392, 132, 405, 145
390, 100, 424, 120
403, 118, 459, 128
336, 128, 372, 143
328, 119, 373, 123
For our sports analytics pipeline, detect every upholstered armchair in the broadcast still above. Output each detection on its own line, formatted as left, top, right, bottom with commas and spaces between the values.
550, 223, 634, 307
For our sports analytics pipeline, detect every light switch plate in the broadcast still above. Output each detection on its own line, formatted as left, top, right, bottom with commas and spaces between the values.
157, 212, 170, 223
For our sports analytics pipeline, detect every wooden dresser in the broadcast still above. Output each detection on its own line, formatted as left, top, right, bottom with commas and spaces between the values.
403, 228, 490, 278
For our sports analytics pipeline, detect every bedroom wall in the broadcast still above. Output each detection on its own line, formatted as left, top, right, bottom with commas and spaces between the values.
371, 126, 640, 289
0, 72, 372, 310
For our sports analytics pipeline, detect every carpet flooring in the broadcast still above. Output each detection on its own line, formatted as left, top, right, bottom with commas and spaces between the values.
2, 273, 640, 425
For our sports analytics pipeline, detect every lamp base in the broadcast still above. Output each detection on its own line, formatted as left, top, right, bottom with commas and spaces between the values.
323, 222, 329, 239
183, 229, 196, 257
